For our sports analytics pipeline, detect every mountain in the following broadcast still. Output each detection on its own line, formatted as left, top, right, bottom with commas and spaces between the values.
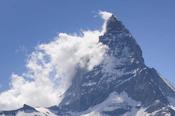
0, 104, 56, 116
0, 104, 38, 116
1, 14, 175, 116
53, 15, 175, 115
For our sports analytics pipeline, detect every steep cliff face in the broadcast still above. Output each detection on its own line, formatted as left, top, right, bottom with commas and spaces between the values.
56, 15, 175, 116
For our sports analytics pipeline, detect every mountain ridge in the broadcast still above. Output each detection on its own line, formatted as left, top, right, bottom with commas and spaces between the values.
1, 13, 175, 116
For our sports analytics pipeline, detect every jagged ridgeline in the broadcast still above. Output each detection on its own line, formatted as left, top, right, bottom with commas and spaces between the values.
1, 13, 175, 116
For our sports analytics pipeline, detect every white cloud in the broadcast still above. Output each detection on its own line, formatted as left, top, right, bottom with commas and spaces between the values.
99, 11, 112, 21
99, 11, 113, 34
0, 11, 112, 111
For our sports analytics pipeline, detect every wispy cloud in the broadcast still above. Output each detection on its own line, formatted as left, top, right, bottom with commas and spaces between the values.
0, 11, 112, 111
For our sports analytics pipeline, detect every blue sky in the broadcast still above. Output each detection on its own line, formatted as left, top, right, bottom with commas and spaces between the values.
0, 0, 175, 91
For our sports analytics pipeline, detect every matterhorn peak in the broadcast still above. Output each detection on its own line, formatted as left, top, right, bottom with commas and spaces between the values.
99, 12, 144, 65
99, 11, 127, 33
106, 15, 123, 32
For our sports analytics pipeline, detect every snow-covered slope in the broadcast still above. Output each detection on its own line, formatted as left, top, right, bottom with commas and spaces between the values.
0, 104, 57, 116
1, 13, 175, 116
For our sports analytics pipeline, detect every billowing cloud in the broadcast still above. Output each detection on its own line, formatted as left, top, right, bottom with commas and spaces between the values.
0, 11, 112, 111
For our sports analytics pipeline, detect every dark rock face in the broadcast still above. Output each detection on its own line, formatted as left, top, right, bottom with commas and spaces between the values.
57, 15, 175, 115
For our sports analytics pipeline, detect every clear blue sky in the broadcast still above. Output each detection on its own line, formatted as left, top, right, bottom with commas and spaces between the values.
0, 0, 175, 91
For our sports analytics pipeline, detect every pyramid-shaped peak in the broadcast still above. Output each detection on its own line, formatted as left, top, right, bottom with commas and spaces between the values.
107, 15, 117, 22
105, 14, 126, 33
22, 104, 33, 109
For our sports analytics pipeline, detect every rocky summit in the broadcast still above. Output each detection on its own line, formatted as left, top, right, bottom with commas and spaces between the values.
1, 14, 175, 116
